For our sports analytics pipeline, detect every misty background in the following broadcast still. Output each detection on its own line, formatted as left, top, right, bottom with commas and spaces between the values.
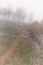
0, 0, 43, 21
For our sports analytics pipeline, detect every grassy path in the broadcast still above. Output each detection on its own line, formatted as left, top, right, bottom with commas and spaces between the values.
0, 34, 21, 65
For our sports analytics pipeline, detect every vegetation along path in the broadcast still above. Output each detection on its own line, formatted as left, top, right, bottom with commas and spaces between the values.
0, 33, 21, 65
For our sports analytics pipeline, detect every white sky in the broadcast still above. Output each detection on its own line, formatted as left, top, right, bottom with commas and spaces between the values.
0, 0, 43, 20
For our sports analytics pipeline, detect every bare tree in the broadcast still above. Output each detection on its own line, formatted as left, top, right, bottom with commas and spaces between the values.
29, 12, 34, 23
0, 8, 8, 21
14, 8, 26, 23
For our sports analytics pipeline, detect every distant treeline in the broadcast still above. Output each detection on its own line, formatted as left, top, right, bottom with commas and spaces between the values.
0, 7, 27, 23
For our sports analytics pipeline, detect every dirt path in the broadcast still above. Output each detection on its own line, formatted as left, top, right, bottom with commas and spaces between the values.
0, 34, 21, 65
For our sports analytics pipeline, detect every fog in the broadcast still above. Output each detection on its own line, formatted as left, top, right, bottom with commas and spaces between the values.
0, 0, 43, 21
0, 0, 43, 65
